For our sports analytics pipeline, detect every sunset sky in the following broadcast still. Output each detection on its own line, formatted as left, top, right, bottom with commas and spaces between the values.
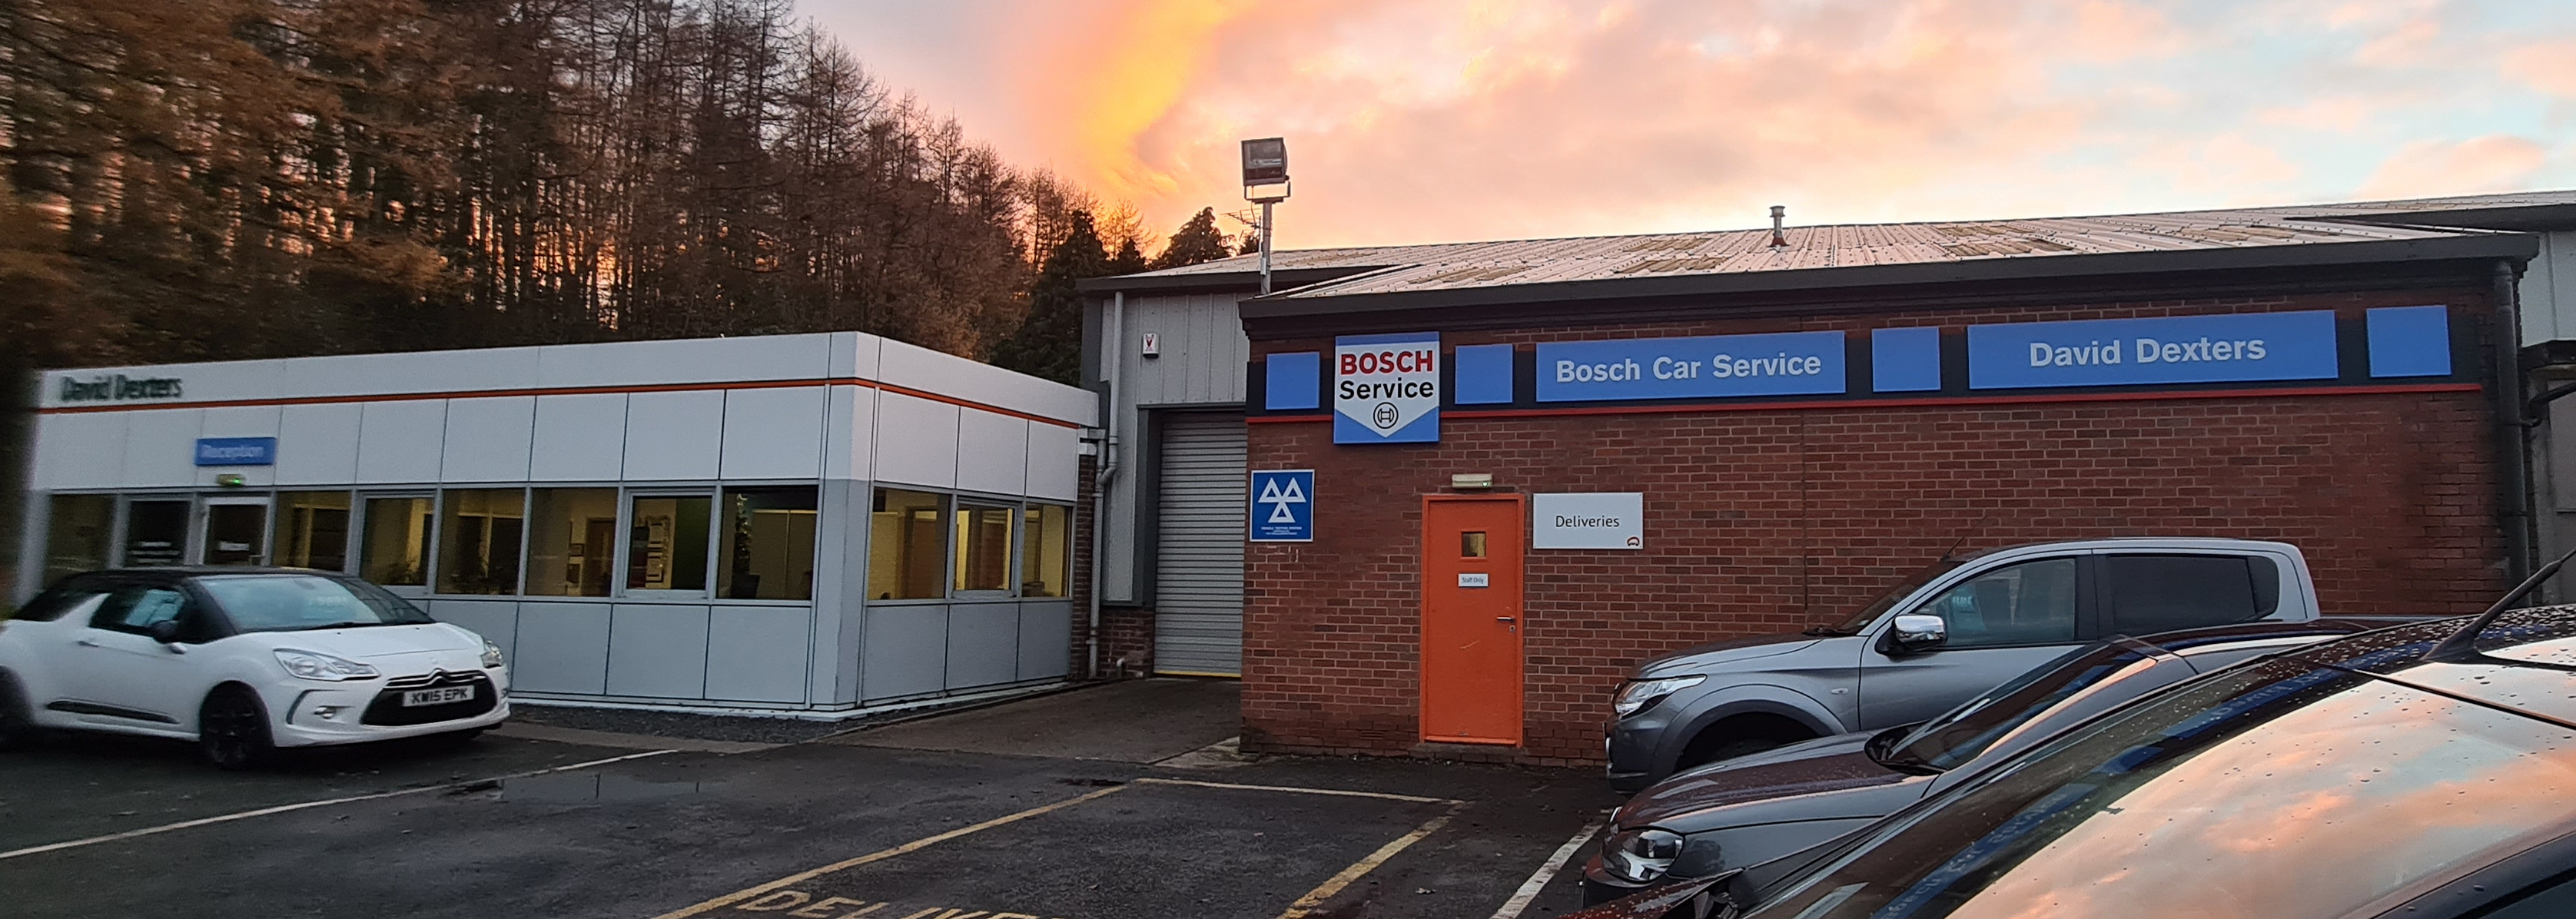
805, 1, 2576, 249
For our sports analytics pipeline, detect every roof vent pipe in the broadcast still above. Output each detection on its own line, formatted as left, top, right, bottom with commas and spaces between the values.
1770, 205, 1788, 249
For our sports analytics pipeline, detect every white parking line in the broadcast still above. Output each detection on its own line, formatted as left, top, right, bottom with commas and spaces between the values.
1489, 818, 1605, 919
0, 748, 675, 861
1130, 776, 1465, 805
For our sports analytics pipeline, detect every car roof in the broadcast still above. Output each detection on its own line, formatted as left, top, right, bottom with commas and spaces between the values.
2274, 607, 2576, 725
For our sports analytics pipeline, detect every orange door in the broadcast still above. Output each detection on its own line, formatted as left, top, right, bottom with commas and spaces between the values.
1421, 496, 1525, 745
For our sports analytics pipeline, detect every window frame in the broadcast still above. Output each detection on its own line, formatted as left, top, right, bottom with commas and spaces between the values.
1019, 502, 1074, 599
619, 488, 719, 601
951, 499, 1020, 599
2094, 549, 2287, 637
715, 485, 823, 604
270, 489, 357, 574
433, 486, 529, 598
523, 486, 625, 599
354, 491, 440, 597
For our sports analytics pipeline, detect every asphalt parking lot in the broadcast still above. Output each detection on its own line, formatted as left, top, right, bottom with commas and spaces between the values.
0, 681, 1618, 919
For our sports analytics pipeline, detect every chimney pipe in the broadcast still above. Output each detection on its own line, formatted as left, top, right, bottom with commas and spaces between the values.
1769, 205, 1788, 249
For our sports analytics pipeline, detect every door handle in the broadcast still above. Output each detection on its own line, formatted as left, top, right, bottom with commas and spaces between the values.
1495, 616, 1515, 622
75, 639, 101, 648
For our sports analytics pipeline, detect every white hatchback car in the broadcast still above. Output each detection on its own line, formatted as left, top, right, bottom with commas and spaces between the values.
0, 568, 509, 768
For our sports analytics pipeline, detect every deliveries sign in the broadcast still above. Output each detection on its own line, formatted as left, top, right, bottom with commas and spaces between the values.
1333, 333, 1441, 444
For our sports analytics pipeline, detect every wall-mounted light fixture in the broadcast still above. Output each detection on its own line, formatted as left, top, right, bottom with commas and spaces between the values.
1449, 473, 1495, 490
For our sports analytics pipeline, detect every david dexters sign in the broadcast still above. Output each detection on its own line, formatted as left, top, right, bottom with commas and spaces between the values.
1967, 311, 2338, 390
1334, 333, 1440, 443
1535, 330, 1846, 402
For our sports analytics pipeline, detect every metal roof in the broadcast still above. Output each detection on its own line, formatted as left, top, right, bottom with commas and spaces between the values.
1082, 191, 2576, 307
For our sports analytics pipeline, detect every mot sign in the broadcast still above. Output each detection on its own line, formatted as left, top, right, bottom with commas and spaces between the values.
1532, 493, 1644, 549
1249, 469, 1314, 542
1333, 333, 1441, 444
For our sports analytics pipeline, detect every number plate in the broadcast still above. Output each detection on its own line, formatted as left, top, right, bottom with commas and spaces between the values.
402, 686, 473, 707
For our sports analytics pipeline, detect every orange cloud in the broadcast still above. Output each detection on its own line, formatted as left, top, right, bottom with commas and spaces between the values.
2356, 134, 2551, 198
2504, 38, 2576, 98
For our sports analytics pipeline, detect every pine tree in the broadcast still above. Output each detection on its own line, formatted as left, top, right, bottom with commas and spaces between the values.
1237, 232, 1262, 257
1108, 237, 1147, 276
991, 211, 1108, 384
1150, 207, 1234, 270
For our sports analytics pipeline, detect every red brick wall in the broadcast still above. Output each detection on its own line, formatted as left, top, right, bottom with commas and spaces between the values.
1240, 290, 2506, 765
1067, 453, 1161, 680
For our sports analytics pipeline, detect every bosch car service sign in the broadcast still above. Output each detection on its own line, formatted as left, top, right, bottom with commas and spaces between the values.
1334, 333, 1440, 443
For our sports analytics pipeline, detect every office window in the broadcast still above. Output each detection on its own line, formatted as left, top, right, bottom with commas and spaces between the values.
123, 499, 191, 567
272, 492, 352, 572
360, 496, 433, 586
438, 489, 526, 595
626, 495, 710, 592
42, 494, 114, 586
868, 489, 945, 600
526, 489, 619, 597
954, 504, 1015, 594
1021, 505, 1071, 598
722, 487, 818, 601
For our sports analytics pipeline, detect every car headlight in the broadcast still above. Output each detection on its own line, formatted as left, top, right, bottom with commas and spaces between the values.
1613, 675, 1706, 718
275, 649, 380, 682
481, 638, 506, 669
1601, 827, 1687, 883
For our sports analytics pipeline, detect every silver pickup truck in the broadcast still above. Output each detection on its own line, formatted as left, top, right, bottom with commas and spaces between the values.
1605, 537, 2328, 793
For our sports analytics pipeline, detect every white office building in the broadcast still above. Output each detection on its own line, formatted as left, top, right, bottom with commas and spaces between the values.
12, 332, 1096, 714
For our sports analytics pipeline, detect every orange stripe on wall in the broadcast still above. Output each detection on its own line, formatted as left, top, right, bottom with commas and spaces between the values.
36, 377, 1085, 429
1247, 382, 2483, 423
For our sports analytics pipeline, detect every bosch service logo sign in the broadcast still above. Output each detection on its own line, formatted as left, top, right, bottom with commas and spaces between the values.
1333, 333, 1441, 444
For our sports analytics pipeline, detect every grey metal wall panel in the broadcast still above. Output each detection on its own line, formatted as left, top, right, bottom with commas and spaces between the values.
606, 604, 711, 698
815, 478, 868, 705
1017, 602, 1073, 681
1153, 412, 1247, 675
513, 602, 612, 695
705, 605, 815, 703
946, 602, 1021, 689
1101, 292, 1251, 605
428, 600, 520, 664
863, 604, 948, 702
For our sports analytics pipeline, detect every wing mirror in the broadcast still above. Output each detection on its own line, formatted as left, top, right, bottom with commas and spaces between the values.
148, 620, 183, 647
1887, 613, 1947, 654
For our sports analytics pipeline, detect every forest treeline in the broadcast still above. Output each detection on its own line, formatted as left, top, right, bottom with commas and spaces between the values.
0, 0, 1250, 585
0, 0, 1250, 376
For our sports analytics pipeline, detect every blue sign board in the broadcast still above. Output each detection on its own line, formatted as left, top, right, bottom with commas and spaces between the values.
1965, 310, 2339, 390
1249, 469, 1314, 542
1535, 330, 1847, 402
194, 437, 277, 467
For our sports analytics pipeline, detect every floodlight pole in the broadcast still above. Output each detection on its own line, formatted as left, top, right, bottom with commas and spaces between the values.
1260, 198, 1275, 295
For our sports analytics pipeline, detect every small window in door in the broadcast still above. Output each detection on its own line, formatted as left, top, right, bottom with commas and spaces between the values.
1461, 532, 1488, 559
1913, 558, 2079, 649
2106, 554, 2279, 635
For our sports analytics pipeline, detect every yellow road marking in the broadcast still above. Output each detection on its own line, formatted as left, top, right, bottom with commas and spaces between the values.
645, 785, 1132, 919
1273, 801, 1471, 919
1131, 776, 1463, 805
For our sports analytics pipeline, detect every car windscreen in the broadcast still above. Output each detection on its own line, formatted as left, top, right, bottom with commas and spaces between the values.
1831, 559, 1965, 634
197, 575, 435, 632
1880, 640, 2156, 771
1745, 655, 2576, 919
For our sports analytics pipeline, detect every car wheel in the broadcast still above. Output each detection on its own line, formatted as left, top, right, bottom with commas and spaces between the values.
198, 686, 275, 771
0, 676, 37, 751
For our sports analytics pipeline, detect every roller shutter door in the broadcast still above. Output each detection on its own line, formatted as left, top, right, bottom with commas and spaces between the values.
1154, 412, 1247, 676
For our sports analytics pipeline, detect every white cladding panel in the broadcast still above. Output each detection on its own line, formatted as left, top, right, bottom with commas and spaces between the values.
539, 333, 838, 390
873, 392, 960, 489
1151, 412, 1247, 676
275, 403, 361, 485
2529, 231, 2576, 344
530, 393, 628, 482
1025, 421, 1081, 502
121, 410, 204, 487
721, 387, 827, 480
705, 605, 813, 702
606, 604, 712, 698
32, 412, 126, 490
877, 337, 1096, 426
955, 409, 1029, 496
356, 400, 447, 483
441, 396, 536, 483
822, 386, 875, 481
622, 390, 725, 480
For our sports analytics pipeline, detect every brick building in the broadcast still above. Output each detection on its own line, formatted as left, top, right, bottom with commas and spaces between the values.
1081, 192, 2576, 765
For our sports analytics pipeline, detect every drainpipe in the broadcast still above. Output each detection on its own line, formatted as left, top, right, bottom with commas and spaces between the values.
1087, 292, 1124, 679
2495, 260, 2535, 587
